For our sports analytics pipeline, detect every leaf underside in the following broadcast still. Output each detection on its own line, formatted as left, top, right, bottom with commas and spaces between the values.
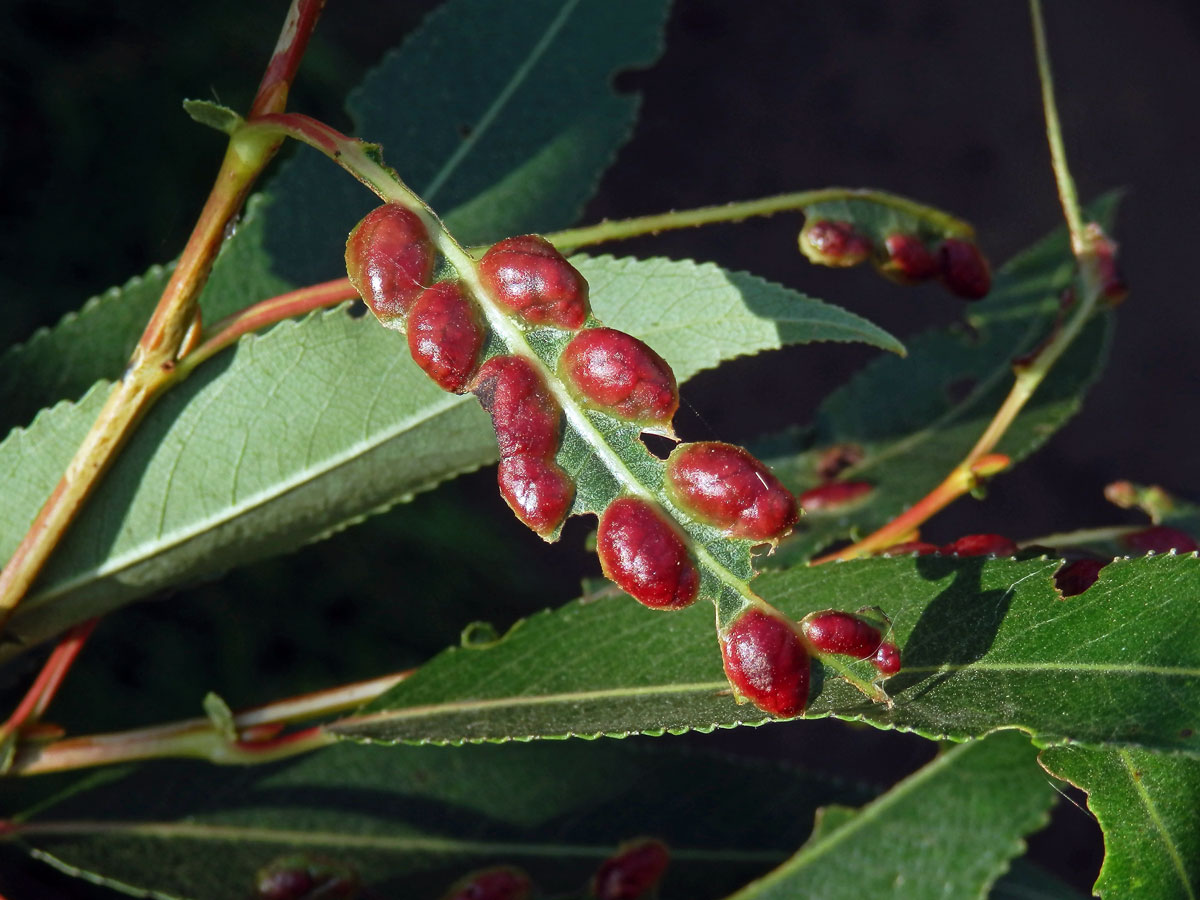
331, 553, 1200, 757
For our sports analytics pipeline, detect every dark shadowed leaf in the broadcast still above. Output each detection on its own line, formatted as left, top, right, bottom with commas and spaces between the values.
725, 731, 1053, 900
758, 194, 1121, 563
8, 740, 873, 900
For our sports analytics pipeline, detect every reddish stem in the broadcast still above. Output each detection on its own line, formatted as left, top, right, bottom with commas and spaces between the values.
0, 619, 98, 742
251, 0, 328, 117
8, 670, 410, 775
176, 278, 360, 377
813, 453, 1010, 563
0, 0, 328, 637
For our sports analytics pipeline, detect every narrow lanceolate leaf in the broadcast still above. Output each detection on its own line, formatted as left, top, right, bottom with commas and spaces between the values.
7, 741, 873, 900
331, 553, 1200, 754
264, 0, 673, 286
726, 732, 1053, 900
758, 193, 1121, 564
0, 258, 891, 659
1040, 745, 1200, 899
0, 0, 671, 429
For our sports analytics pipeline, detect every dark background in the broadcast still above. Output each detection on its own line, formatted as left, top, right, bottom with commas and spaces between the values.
2, 0, 1198, 895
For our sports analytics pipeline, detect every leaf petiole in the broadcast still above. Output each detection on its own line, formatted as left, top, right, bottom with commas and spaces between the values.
7, 671, 411, 776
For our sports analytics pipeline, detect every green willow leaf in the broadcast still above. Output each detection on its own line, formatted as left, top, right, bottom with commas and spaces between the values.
7, 741, 873, 900
264, 0, 672, 285
331, 553, 1200, 755
1040, 745, 1200, 899
758, 193, 1121, 564
0, 257, 893, 659
0, 0, 670, 433
725, 731, 1053, 900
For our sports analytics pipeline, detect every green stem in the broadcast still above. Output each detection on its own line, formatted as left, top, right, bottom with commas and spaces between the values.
543, 188, 975, 254
0, 0, 327, 639
1029, 0, 1087, 254
1020, 524, 1140, 550
819, 4, 1107, 563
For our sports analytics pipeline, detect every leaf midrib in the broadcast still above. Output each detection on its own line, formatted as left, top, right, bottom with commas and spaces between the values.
26, 359, 479, 612
1117, 749, 1197, 900
335, 658, 1200, 734
421, 0, 583, 202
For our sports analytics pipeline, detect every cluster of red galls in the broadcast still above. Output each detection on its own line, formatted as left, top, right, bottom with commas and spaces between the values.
345, 204, 903, 720
800, 218, 992, 300
879, 525, 1199, 599
255, 838, 670, 900
439, 839, 670, 900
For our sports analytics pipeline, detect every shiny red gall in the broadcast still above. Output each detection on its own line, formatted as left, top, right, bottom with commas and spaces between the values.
665, 442, 798, 542
720, 607, 810, 717
937, 238, 991, 300
471, 356, 561, 460
497, 455, 574, 537
407, 281, 485, 393
560, 328, 678, 427
597, 498, 700, 610
345, 204, 435, 322
479, 234, 590, 329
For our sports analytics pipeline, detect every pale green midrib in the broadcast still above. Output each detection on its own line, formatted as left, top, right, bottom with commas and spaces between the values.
1117, 749, 1197, 899
14, 821, 784, 864
421, 0, 582, 202
335, 679, 734, 729
23, 257, 831, 611
902, 661, 1200, 678
723, 739, 978, 898
412, 187, 763, 609
336, 658, 1200, 731
24, 382, 479, 612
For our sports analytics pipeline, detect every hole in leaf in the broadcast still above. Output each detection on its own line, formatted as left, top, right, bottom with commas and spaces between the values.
1053, 558, 1107, 599
642, 433, 677, 460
